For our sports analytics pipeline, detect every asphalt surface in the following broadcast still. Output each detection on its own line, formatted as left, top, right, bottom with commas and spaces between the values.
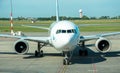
0, 32, 120, 73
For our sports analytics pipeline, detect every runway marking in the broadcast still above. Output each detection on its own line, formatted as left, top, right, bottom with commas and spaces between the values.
88, 70, 98, 72
57, 61, 68, 73
58, 65, 68, 73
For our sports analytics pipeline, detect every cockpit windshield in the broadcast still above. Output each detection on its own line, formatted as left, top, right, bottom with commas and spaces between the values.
56, 29, 76, 34
62, 30, 66, 33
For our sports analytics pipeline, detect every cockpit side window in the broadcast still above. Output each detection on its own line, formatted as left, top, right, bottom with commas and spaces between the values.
67, 29, 77, 33
72, 29, 77, 33
56, 30, 61, 34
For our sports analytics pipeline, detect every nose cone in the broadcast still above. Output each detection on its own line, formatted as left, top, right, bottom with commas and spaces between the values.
61, 36, 72, 47
54, 34, 75, 51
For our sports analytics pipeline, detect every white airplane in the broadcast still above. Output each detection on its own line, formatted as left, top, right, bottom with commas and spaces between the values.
0, 0, 120, 65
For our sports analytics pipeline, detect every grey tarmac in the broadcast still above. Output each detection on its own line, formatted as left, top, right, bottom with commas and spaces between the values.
0, 32, 120, 73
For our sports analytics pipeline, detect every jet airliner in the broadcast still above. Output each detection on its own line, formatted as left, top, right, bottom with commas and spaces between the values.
0, 0, 120, 65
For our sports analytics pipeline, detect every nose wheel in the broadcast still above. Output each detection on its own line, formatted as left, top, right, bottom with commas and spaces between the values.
63, 51, 73, 65
63, 58, 70, 65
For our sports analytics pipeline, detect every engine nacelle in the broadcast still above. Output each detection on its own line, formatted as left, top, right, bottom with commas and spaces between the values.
14, 40, 29, 54
95, 38, 111, 53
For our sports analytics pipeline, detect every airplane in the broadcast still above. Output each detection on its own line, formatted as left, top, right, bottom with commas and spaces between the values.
0, 0, 120, 65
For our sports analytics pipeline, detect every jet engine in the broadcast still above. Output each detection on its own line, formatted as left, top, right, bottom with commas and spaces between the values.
95, 38, 111, 53
14, 40, 29, 54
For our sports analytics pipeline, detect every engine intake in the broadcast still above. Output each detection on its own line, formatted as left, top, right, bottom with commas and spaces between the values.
95, 38, 111, 53
14, 40, 29, 54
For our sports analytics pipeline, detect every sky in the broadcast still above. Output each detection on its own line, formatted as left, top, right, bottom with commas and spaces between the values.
0, 0, 120, 18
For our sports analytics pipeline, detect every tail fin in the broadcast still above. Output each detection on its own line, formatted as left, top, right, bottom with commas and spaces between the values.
56, 0, 59, 22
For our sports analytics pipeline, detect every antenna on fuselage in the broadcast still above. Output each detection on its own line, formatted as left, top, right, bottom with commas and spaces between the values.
56, 0, 59, 22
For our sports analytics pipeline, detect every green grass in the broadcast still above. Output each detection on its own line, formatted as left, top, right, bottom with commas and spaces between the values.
1, 19, 120, 25
0, 20, 54, 25
80, 25, 120, 32
0, 25, 48, 32
0, 19, 120, 32
72, 19, 120, 24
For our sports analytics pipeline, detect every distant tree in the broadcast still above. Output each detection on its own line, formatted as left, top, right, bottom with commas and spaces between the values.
37, 17, 51, 21
0, 18, 9, 20
17, 16, 26, 20
111, 16, 117, 19
99, 16, 110, 19
51, 16, 56, 20
118, 16, 120, 19
67, 17, 73, 20
90, 17, 97, 19
60, 16, 67, 20
81, 15, 89, 20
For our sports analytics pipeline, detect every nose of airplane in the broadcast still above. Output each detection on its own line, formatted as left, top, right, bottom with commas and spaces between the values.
55, 34, 75, 50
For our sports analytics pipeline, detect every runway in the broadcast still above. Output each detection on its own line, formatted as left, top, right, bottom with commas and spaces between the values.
0, 32, 120, 73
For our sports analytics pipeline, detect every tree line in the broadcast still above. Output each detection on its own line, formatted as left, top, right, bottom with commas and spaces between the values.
0, 15, 120, 21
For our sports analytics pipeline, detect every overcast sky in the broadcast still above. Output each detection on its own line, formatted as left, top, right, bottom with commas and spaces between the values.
0, 0, 120, 18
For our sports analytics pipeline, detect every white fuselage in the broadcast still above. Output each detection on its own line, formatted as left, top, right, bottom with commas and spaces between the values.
49, 21, 80, 52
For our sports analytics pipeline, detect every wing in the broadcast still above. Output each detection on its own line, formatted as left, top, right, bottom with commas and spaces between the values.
22, 25, 50, 30
80, 32, 120, 42
79, 24, 101, 27
22, 36, 49, 43
0, 34, 49, 44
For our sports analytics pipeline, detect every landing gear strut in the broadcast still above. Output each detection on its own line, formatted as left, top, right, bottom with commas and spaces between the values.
63, 51, 73, 65
79, 41, 88, 56
35, 43, 45, 57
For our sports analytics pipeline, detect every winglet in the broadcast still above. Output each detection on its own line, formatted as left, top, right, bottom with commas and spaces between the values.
56, 0, 59, 22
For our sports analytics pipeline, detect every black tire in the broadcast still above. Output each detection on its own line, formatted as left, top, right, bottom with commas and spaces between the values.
35, 50, 38, 57
63, 58, 70, 65
40, 50, 43, 57
63, 59, 66, 65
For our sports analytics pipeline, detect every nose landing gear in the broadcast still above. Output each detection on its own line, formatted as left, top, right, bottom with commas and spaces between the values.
63, 58, 70, 65
63, 51, 73, 65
